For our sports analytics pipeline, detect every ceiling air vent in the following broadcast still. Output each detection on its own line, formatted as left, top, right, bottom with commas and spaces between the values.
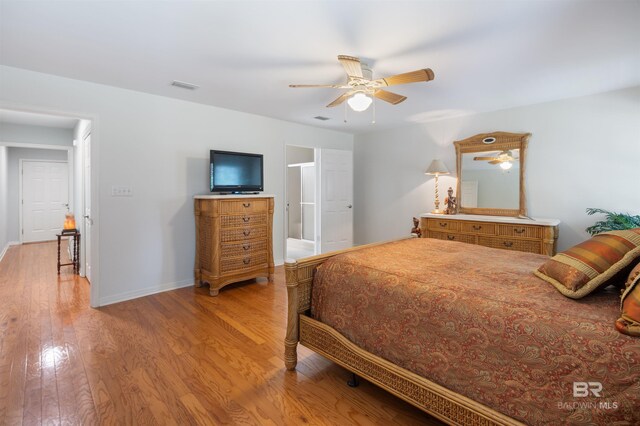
171, 80, 199, 90
314, 116, 330, 121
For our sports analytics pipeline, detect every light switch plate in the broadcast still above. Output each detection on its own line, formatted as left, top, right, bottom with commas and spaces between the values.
111, 186, 133, 197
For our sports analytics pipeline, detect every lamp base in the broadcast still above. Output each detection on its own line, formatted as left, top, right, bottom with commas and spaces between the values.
430, 209, 446, 214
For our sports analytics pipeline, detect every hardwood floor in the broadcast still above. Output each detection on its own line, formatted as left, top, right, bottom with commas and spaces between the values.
0, 242, 443, 425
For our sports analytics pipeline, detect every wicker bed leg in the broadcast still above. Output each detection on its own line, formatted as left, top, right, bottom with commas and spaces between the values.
284, 340, 298, 371
347, 372, 360, 387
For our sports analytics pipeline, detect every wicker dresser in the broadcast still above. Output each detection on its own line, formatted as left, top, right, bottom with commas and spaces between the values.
419, 213, 560, 256
194, 195, 275, 296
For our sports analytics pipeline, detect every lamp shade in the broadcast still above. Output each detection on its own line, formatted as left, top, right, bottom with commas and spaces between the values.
425, 159, 449, 175
347, 93, 373, 112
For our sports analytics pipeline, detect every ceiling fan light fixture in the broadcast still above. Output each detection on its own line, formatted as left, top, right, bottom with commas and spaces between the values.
500, 161, 513, 170
347, 93, 372, 112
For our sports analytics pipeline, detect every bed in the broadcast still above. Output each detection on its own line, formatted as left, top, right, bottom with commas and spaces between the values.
284, 238, 640, 425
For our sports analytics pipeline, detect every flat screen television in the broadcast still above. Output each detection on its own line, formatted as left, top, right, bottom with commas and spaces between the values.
210, 150, 264, 193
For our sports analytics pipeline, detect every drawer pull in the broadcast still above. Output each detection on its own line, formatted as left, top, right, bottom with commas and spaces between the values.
243, 257, 251, 265
503, 241, 514, 248
447, 235, 455, 241
243, 202, 251, 208
243, 230, 251, 236
243, 244, 250, 251
472, 225, 482, 231
514, 228, 526, 234
439, 222, 448, 228
242, 216, 251, 223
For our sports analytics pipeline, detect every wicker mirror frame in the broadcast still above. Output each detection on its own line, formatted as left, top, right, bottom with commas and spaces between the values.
454, 131, 530, 217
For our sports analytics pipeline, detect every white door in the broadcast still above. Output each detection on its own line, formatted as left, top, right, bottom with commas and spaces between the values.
318, 149, 353, 253
22, 161, 69, 243
461, 180, 479, 208
83, 133, 92, 282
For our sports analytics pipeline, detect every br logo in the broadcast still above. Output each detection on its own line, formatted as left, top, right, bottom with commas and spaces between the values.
573, 382, 603, 397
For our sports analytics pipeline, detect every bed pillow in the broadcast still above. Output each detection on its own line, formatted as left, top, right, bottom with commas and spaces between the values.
626, 262, 640, 288
534, 229, 640, 299
616, 269, 640, 337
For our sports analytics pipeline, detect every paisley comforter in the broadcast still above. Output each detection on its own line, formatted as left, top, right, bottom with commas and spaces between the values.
310, 238, 640, 425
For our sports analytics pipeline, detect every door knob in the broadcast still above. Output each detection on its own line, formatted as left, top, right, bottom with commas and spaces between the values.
347, 204, 353, 209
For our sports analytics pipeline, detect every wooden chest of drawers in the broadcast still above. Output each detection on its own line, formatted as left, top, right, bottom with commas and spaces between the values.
419, 214, 559, 256
194, 195, 274, 296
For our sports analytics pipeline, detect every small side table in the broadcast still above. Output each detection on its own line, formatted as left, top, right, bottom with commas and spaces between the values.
57, 229, 80, 274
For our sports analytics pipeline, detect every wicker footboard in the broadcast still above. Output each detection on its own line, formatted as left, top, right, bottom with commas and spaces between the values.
284, 240, 523, 426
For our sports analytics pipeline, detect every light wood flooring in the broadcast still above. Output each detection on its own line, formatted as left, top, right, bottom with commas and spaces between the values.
0, 241, 442, 425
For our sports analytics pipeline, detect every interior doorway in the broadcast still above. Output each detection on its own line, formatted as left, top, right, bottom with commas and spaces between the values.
285, 146, 316, 260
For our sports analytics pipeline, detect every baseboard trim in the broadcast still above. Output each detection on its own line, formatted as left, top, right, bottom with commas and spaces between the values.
0, 241, 20, 264
98, 279, 194, 307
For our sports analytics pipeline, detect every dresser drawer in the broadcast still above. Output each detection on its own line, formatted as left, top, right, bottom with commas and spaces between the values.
427, 218, 460, 232
220, 226, 267, 243
219, 199, 268, 214
478, 236, 541, 254
220, 251, 268, 273
429, 231, 476, 244
220, 213, 268, 229
459, 222, 496, 235
221, 239, 268, 258
497, 224, 543, 239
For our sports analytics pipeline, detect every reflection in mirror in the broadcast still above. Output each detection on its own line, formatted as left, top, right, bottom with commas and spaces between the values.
460, 149, 520, 209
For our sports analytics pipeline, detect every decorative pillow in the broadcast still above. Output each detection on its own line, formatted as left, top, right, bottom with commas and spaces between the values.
626, 262, 640, 288
616, 270, 640, 337
534, 229, 640, 299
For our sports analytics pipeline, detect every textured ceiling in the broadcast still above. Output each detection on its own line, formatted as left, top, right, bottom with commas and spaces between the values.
1, 0, 638, 134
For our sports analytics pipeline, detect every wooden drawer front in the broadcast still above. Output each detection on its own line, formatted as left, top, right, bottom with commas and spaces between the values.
219, 199, 268, 214
220, 214, 267, 229
429, 231, 476, 244
221, 251, 268, 273
459, 222, 496, 235
221, 240, 268, 258
221, 226, 267, 243
497, 224, 543, 239
478, 236, 541, 254
427, 219, 460, 232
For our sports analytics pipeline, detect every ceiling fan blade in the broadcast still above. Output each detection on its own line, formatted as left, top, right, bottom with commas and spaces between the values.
338, 55, 363, 78
474, 156, 498, 161
326, 92, 353, 108
289, 84, 347, 88
488, 160, 502, 165
374, 68, 435, 87
373, 89, 407, 105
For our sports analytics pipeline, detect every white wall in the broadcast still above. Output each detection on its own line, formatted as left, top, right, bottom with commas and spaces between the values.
6, 148, 69, 242
0, 122, 73, 146
354, 86, 640, 251
0, 65, 353, 306
0, 146, 8, 257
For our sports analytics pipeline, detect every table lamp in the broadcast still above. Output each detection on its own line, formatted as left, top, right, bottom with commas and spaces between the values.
425, 159, 449, 214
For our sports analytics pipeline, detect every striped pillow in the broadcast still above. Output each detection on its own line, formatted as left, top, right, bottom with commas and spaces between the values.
534, 229, 640, 299
616, 266, 640, 337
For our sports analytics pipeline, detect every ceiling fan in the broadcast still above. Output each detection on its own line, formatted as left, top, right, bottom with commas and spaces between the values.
474, 150, 519, 170
289, 55, 435, 112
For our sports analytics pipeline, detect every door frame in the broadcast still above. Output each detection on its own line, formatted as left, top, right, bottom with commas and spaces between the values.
0, 102, 100, 308
283, 145, 317, 261
19, 159, 70, 244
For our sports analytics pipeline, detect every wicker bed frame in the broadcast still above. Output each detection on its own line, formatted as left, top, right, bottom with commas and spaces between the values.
284, 241, 524, 426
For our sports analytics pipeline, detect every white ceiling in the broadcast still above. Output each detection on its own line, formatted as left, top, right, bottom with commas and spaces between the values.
0, 108, 79, 129
1, 1, 638, 134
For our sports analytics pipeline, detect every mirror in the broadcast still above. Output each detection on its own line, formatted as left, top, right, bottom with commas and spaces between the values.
454, 132, 529, 217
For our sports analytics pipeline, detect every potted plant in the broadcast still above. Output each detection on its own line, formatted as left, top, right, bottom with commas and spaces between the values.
585, 208, 640, 236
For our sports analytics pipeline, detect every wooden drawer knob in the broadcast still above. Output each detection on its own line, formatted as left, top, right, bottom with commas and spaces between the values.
243, 230, 251, 236
243, 244, 250, 250
243, 257, 251, 265
447, 235, 455, 240
439, 222, 448, 228
503, 241, 514, 248
243, 202, 251, 208
514, 228, 525, 234
242, 216, 251, 222
473, 225, 482, 231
